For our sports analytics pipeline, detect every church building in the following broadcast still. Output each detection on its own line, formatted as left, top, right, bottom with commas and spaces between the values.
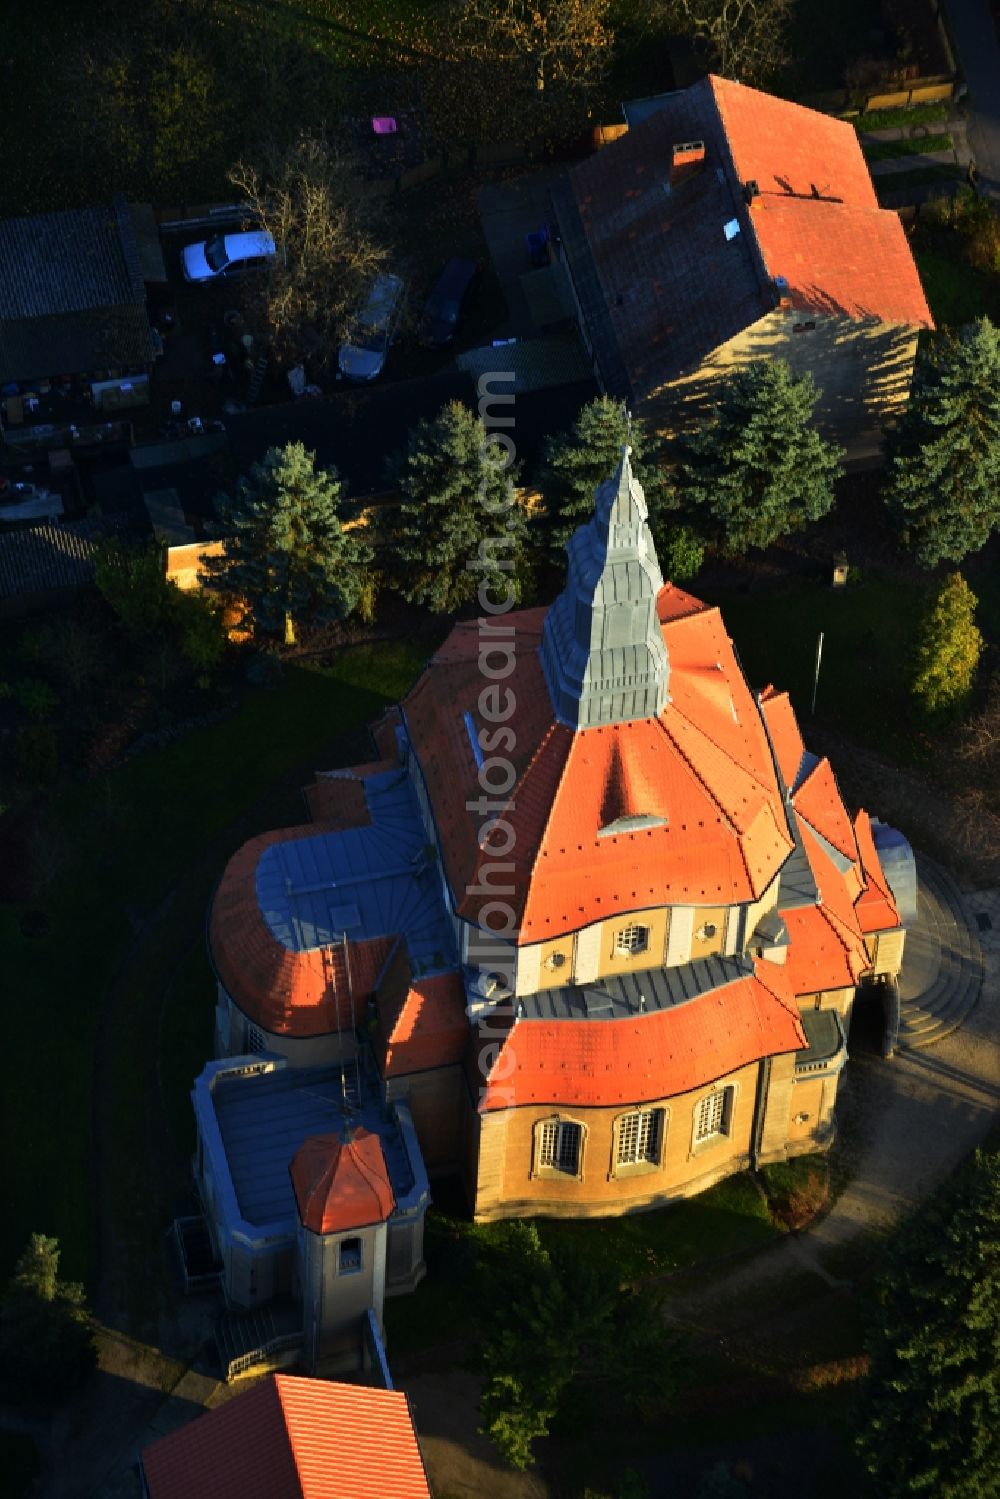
196, 451, 911, 1355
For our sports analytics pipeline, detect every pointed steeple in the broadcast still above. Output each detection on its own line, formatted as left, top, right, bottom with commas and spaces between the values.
541, 448, 670, 728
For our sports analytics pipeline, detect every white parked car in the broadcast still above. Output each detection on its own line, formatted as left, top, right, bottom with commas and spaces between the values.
338, 274, 404, 381
181, 230, 276, 284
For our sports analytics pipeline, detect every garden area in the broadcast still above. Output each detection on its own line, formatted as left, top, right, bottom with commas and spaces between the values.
0, 0, 959, 224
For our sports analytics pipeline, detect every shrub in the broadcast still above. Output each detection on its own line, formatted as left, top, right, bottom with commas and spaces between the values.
760, 1157, 831, 1231
655, 521, 705, 583
910, 573, 983, 721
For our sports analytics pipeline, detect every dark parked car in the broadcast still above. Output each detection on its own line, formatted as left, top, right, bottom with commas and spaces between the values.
419, 257, 481, 348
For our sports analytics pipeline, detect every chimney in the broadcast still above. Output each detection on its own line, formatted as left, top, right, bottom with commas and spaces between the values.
743, 179, 760, 206
670, 139, 705, 189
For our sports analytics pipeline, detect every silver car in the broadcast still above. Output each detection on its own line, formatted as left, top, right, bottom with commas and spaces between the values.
181, 230, 276, 284
338, 273, 404, 381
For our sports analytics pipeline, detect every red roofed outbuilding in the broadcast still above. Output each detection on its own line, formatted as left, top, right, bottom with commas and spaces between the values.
140, 1373, 431, 1499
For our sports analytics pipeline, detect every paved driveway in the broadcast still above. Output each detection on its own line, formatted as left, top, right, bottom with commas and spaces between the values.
947, 0, 1000, 195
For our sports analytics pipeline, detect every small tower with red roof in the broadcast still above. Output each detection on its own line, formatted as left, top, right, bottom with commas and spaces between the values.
290, 1126, 396, 1371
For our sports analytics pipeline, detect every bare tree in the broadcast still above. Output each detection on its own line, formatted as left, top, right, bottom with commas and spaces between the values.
457, 0, 614, 95
228, 134, 389, 370
652, 0, 793, 86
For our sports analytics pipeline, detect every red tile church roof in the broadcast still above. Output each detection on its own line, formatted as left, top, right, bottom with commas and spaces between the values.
478, 963, 806, 1111
403, 594, 794, 942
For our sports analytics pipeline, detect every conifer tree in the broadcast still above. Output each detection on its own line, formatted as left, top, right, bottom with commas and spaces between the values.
676, 360, 842, 556
911, 572, 983, 720
387, 400, 527, 614
537, 396, 670, 553
886, 318, 1000, 568
0, 1234, 97, 1402
856, 1147, 1000, 1498
201, 441, 372, 644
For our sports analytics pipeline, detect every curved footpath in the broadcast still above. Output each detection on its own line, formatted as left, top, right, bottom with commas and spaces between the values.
666, 855, 999, 1326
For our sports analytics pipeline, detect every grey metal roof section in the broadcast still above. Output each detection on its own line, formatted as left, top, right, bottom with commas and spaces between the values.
790, 749, 820, 794
800, 821, 856, 876
212, 1063, 414, 1228
795, 1008, 844, 1069
255, 768, 456, 978
622, 91, 679, 129
549, 174, 633, 401
776, 805, 820, 912
541, 449, 670, 728
0, 196, 153, 382
871, 818, 918, 926
519, 953, 753, 1021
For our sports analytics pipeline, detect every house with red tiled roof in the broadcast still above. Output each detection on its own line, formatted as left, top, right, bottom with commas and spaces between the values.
551, 75, 933, 448
199, 451, 913, 1262
140, 1373, 432, 1499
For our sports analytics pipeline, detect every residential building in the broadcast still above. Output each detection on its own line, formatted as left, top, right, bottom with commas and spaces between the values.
550, 75, 934, 448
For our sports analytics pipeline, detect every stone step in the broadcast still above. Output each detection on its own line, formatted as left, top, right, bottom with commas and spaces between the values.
898, 970, 984, 1046
899, 973, 980, 1033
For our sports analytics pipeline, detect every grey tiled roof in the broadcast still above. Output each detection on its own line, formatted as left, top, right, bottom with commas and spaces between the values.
0, 198, 153, 383
554, 81, 769, 402
0, 514, 129, 601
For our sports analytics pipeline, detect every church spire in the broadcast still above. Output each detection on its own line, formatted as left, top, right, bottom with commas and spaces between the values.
541, 448, 670, 728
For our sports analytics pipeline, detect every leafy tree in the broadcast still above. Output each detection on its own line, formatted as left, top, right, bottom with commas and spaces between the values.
478, 1221, 674, 1470
538, 397, 671, 554
855, 1146, 1000, 1498
229, 134, 388, 370
202, 442, 373, 644
886, 318, 1000, 568
0, 1235, 97, 1403
458, 0, 614, 95
911, 573, 983, 721
93, 540, 172, 638
387, 401, 527, 614
676, 360, 842, 556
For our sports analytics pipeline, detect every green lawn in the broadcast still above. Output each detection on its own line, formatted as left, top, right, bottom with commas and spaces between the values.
864, 132, 953, 161
385, 1174, 780, 1358
853, 102, 949, 131
712, 576, 926, 762
2, 641, 429, 1288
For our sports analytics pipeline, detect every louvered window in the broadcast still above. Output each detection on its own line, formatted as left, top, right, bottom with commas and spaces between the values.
246, 1022, 267, 1054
